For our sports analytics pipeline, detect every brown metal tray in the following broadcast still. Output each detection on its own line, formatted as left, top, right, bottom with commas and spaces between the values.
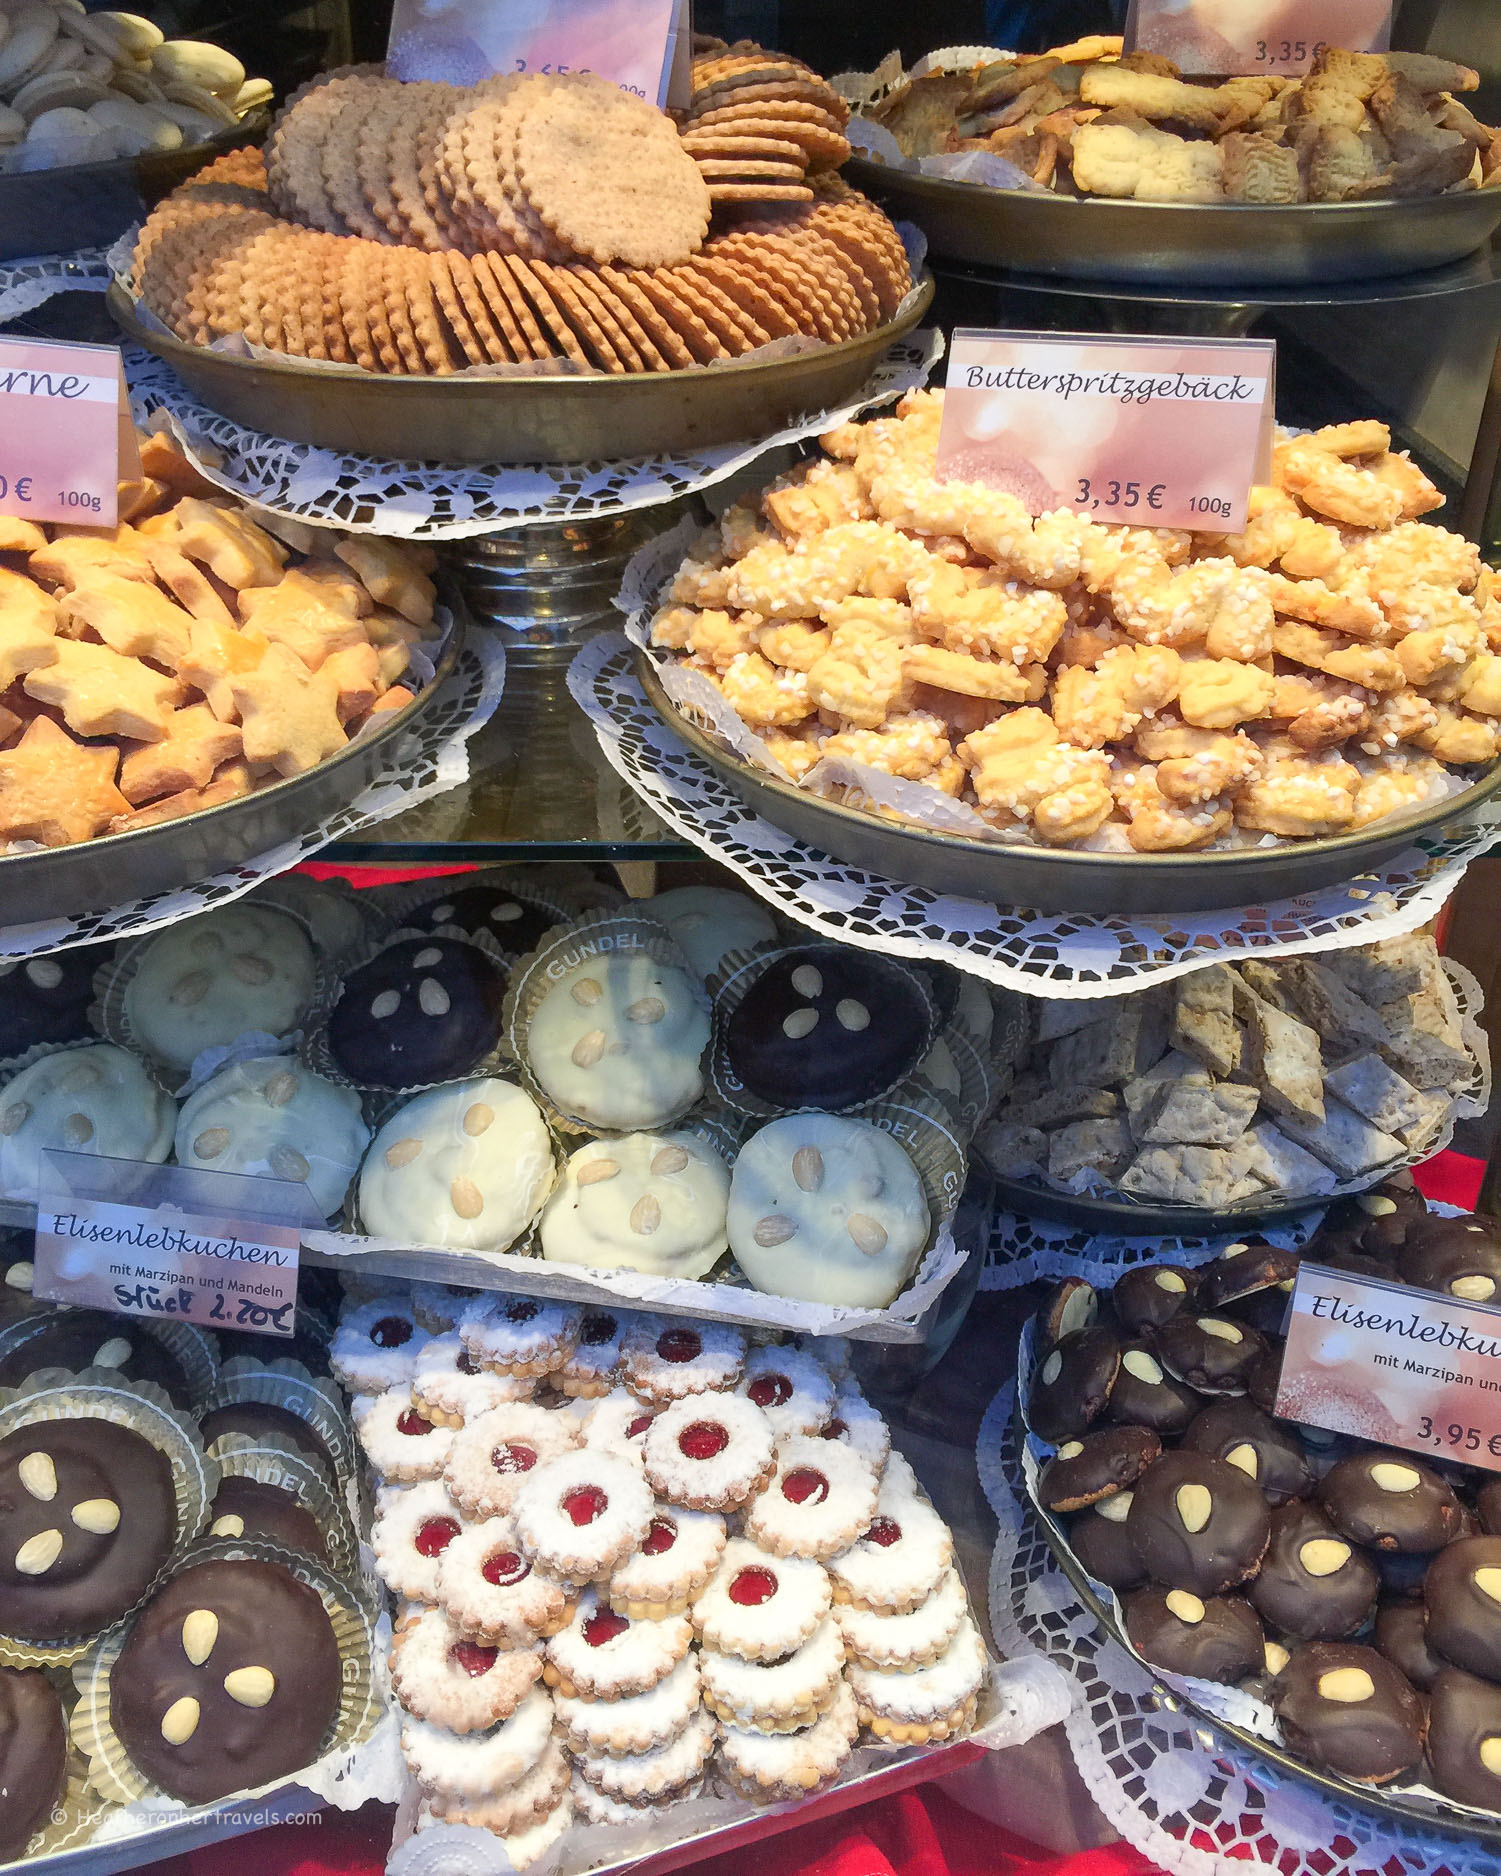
637, 651, 1501, 916
846, 155, 1501, 287
0, 114, 269, 264
108, 277, 935, 465
0, 619, 462, 927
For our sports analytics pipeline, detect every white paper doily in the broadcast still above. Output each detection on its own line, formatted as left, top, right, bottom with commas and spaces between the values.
0, 246, 114, 324
572, 630, 1501, 997
978, 1382, 1496, 1876
123, 331, 943, 539
0, 631, 506, 962
981, 1207, 1317, 1292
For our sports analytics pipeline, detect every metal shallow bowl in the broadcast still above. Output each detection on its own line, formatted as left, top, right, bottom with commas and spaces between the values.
845, 156, 1501, 287
992, 1171, 1332, 1235
0, 113, 269, 264
107, 276, 936, 465
1020, 1394, 1501, 1843
0, 622, 461, 927
637, 652, 1501, 916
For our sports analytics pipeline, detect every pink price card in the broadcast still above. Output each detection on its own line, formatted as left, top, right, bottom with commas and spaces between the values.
936, 329, 1276, 534
1124, 0, 1392, 75
1275, 1262, 1501, 1473
0, 338, 128, 530
387, 0, 689, 107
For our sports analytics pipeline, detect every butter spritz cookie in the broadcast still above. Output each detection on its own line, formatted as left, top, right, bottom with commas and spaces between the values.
512, 1448, 654, 1582
743, 1436, 879, 1561
692, 1536, 831, 1660
543, 1586, 692, 1699
606, 1506, 727, 1617
642, 1393, 775, 1512
443, 1402, 581, 1520
621, 1316, 747, 1404
437, 1512, 576, 1645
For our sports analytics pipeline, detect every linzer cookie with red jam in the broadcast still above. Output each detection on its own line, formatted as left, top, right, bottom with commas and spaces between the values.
719, 1676, 859, 1800
606, 1507, 727, 1618
437, 1514, 575, 1646
371, 1477, 466, 1603
411, 1332, 535, 1427
581, 1388, 660, 1468
330, 1295, 430, 1395
743, 1437, 879, 1561
643, 1394, 776, 1512
692, 1537, 830, 1661
442, 1403, 581, 1521
401, 1685, 555, 1801
699, 1615, 846, 1732
846, 1614, 987, 1744
355, 1392, 454, 1484
734, 1345, 835, 1439
511, 1450, 654, 1583
827, 1480, 953, 1615
554, 1651, 702, 1759
543, 1588, 692, 1699
460, 1295, 581, 1381
389, 1606, 544, 1733
621, 1318, 747, 1405
553, 1310, 630, 1399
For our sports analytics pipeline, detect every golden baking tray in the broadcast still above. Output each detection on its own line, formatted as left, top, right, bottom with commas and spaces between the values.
846, 156, 1501, 287
636, 650, 1501, 916
0, 612, 462, 927
107, 276, 936, 465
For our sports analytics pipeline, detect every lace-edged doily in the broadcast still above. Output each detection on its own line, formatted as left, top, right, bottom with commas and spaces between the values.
981, 1207, 1317, 1292
0, 632, 505, 962
0, 247, 114, 325
572, 630, 1501, 997
123, 332, 943, 539
979, 1382, 1498, 1876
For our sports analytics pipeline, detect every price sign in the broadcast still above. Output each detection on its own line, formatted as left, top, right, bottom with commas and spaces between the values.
31, 1153, 318, 1340
937, 330, 1276, 534
1275, 1262, 1501, 1473
0, 339, 131, 530
388, 0, 692, 108
1124, 0, 1392, 75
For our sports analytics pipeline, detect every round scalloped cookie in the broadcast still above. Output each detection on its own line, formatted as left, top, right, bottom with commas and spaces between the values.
691, 1536, 831, 1661
357, 1078, 555, 1254
443, 1402, 581, 1520
699, 1616, 846, 1732
847, 1614, 987, 1743
512, 1448, 654, 1583
581, 1388, 658, 1469
410, 1284, 472, 1333
553, 1651, 701, 1759
540, 1131, 731, 1280
743, 1436, 879, 1561
734, 1344, 836, 1439
606, 1506, 727, 1618
436, 1512, 575, 1646
836, 1563, 968, 1670
354, 1389, 454, 1483
460, 1293, 580, 1378
727, 1113, 930, 1309
400, 1685, 554, 1797
621, 1316, 747, 1405
815, 1382, 891, 1475
411, 1331, 535, 1428
544, 1586, 692, 1700
720, 1677, 859, 1798
372, 1477, 468, 1603
642, 1393, 775, 1512
827, 1481, 952, 1615
572, 1704, 716, 1805
389, 1605, 543, 1733
417, 1789, 573, 1868
554, 1306, 631, 1397
422, 1738, 570, 1835
330, 1294, 430, 1394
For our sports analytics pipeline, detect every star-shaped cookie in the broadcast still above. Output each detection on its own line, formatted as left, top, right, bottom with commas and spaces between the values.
0, 570, 59, 689
62, 573, 195, 669
119, 704, 244, 805
230, 642, 347, 776
237, 568, 369, 668
171, 500, 287, 590
0, 716, 129, 846
23, 638, 183, 741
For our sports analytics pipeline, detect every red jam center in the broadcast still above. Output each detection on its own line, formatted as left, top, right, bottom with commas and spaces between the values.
626, 1414, 655, 1440
866, 1517, 903, 1548
782, 1468, 829, 1506
583, 1609, 630, 1648
580, 1312, 618, 1347
492, 1442, 538, 1475
563, 1485, 608, 1527
458, 1351, 481, 1375
505, 1300, 540, 1324
449, 1641, 497, 1677
371, 1316, 413, 1348
396, 1410, 433, 1437
748, 1374, 793, 1408
483, 1550, 531, 1588
728, 1566, 778, 1607
642, 1517, 677, 1556
657, 1329, 702, 1364
678, 1421, 729, 1461
821, 1418, 849, 1440
416, 1516, 460, 1556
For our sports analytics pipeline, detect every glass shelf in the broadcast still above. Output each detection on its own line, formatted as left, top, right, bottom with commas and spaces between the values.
328, 643, 694, 864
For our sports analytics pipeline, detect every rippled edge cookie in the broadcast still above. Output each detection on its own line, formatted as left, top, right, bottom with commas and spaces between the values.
0, 1373, 214, 1666
67, 1535, 380, 1805
500, 910, 712, 1136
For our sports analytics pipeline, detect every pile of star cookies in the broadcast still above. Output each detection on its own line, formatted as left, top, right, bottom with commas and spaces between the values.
0, 431, 439, 850
647, 393, 1500, 851
860, 39, 1500, 202
680, 41, 852, 203
336, 1284, 984, 1855
977, 928, 1478, 1209
0, 0, 269, 174
129, 64, 909, 374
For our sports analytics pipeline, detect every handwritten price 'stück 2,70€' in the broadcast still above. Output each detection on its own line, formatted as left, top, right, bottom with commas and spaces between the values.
935, 330, 1276, 534
0, 339, 130, 530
